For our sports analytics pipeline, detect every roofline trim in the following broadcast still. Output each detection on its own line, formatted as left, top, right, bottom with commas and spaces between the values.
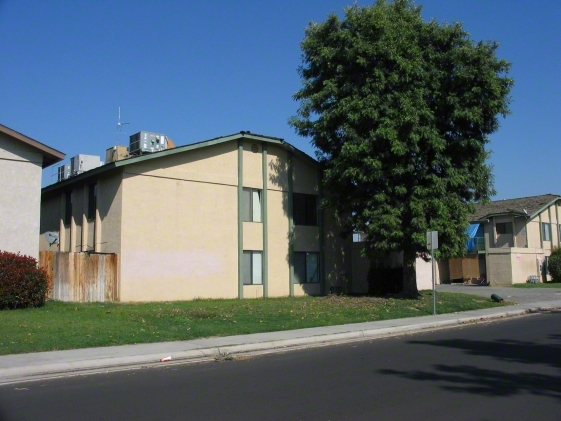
0, 123, 65, 168
42, 132, 319, 194
530, 197, 561, 220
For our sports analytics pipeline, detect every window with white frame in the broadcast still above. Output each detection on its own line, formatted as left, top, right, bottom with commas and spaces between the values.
542, 222, 551, 241
243, 251, 263, 285
294, 252, 319, 283
242, 188, 262, 222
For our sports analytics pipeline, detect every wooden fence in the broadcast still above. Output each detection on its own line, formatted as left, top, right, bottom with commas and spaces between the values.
39, 252, 118, 302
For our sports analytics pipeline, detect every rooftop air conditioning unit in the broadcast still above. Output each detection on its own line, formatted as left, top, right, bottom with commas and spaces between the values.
57, 164, 71, 182
70, 154, 101, 176
129, 131, 169, 155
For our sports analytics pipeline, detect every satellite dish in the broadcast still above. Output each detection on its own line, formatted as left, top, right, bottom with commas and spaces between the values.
44, 231, 60, 250
523, 208, 528, 216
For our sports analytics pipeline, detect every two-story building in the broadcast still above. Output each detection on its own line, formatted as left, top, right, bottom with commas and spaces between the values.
450, 194, 561, 285
39, 132, 352, 302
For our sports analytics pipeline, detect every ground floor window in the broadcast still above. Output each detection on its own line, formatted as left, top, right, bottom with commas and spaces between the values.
243, 251, 262, 285
294, 252, 319, 283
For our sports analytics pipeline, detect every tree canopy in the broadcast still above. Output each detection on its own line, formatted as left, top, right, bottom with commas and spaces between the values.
290, 0, 513, 296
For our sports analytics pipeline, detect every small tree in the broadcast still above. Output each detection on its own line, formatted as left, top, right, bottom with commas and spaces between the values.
290, 0, 513, 297
548, 247, 561, 283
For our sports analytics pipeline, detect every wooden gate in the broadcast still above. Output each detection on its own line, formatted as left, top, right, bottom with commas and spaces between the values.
39, 252, 118, 302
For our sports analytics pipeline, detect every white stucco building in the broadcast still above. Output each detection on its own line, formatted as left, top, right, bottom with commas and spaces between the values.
0, 123, 64, 259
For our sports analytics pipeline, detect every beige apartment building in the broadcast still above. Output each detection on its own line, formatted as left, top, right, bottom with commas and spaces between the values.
449, 194, 561, 285
40, 132, 351, 302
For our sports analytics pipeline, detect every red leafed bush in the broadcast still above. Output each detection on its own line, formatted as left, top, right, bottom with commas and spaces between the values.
0, 251, 50, 309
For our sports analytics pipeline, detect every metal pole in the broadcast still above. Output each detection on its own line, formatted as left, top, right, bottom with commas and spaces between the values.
432, 244, 436, 315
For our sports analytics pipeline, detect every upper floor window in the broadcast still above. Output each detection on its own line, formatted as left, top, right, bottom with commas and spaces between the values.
542, 222, 551, 242
64, 191, 72, 225
87, 183, 97, 220
293, 193, 317, 226
242, 188, 262, 222
496, 222, 512, 235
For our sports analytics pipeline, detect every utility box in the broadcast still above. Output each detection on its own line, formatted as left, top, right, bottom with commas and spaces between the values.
70, 154, 101, 176
129, 131, 169, 155
106, 145, 129, 163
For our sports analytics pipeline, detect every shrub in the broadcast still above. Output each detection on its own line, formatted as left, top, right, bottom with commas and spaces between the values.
548, 247, 561, 283
0, 251, 50, 309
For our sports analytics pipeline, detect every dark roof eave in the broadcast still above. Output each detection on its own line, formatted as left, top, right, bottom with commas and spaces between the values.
0, 123, 65, 168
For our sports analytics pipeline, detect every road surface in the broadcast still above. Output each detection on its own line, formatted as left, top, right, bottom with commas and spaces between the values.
1, 311, 560, 421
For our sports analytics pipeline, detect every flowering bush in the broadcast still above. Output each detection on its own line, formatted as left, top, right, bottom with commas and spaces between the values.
0, 251, 50, 309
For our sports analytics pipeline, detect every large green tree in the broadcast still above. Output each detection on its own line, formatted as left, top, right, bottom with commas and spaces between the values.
290, 0, 513, 297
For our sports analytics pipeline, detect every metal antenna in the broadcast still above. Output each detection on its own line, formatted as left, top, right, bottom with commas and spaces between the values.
116, 106, 129, 145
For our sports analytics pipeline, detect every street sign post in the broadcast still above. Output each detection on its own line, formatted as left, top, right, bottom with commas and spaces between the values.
427, 231, 438, 315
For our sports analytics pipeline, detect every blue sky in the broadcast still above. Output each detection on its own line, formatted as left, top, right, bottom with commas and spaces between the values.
1, 0, 560, 199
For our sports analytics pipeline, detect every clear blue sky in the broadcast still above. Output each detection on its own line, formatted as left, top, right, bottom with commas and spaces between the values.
1, 1, 559, 199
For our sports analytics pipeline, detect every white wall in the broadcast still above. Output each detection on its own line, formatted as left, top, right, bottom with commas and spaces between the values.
0, 134, 43, 259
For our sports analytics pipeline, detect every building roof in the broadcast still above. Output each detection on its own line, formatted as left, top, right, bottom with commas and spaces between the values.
470, 194, 561, 221
0, 123, 65, 168
42, 131, 318, 194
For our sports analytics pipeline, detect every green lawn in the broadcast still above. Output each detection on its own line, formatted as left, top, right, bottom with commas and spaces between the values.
0, 292, 507, 356
511, 282, 561, 288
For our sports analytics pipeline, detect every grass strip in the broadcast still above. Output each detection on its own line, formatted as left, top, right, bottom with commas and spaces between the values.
0, 291, 507, 356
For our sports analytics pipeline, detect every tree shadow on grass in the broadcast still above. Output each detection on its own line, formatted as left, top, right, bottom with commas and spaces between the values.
379, 312, 561, 401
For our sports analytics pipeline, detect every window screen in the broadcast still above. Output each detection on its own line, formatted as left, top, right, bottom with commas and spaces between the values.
243, 251, 263, 285
242, 188, 262, 222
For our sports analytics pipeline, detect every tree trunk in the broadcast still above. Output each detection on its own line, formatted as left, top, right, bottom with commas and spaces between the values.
402, 248, 419, 298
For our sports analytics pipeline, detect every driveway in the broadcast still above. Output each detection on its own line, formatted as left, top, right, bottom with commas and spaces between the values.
436, 284, 561, 304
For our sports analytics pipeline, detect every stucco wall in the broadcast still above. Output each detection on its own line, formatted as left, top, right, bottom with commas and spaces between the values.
487, 249, 513, 286
119, 143, 238, 301
0, 133, 43, 258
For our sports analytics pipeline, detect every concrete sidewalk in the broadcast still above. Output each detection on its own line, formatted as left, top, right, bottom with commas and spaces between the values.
2, 297, 561, 385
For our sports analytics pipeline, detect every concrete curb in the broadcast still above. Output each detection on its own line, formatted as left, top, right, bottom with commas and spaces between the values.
1, 303, 558, 385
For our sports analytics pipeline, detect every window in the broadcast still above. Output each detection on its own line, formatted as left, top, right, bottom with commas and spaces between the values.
87, 183, 97, 220
243, 251, 262, 285
293, 194, 317, 226
495, 222, 512, 235
294, 252, 319, 283
542, 223, 551, 242
242, 188, 262, 222
64, 191, 72, 225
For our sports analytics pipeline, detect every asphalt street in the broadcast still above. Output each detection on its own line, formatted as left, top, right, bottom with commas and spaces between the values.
1, 310, 560, 421
436, 284, 561, 303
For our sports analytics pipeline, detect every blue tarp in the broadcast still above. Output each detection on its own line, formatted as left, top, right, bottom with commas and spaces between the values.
466, 223, 480, 252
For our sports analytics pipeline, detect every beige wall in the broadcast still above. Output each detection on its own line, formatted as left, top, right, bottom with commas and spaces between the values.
37, 138, 337, 302
0, 133, 43, 258
119, 143, 239, 301
486, 247, 543, 285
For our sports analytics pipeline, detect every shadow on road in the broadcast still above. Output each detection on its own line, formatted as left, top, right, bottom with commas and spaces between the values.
379, 312, 561, 401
